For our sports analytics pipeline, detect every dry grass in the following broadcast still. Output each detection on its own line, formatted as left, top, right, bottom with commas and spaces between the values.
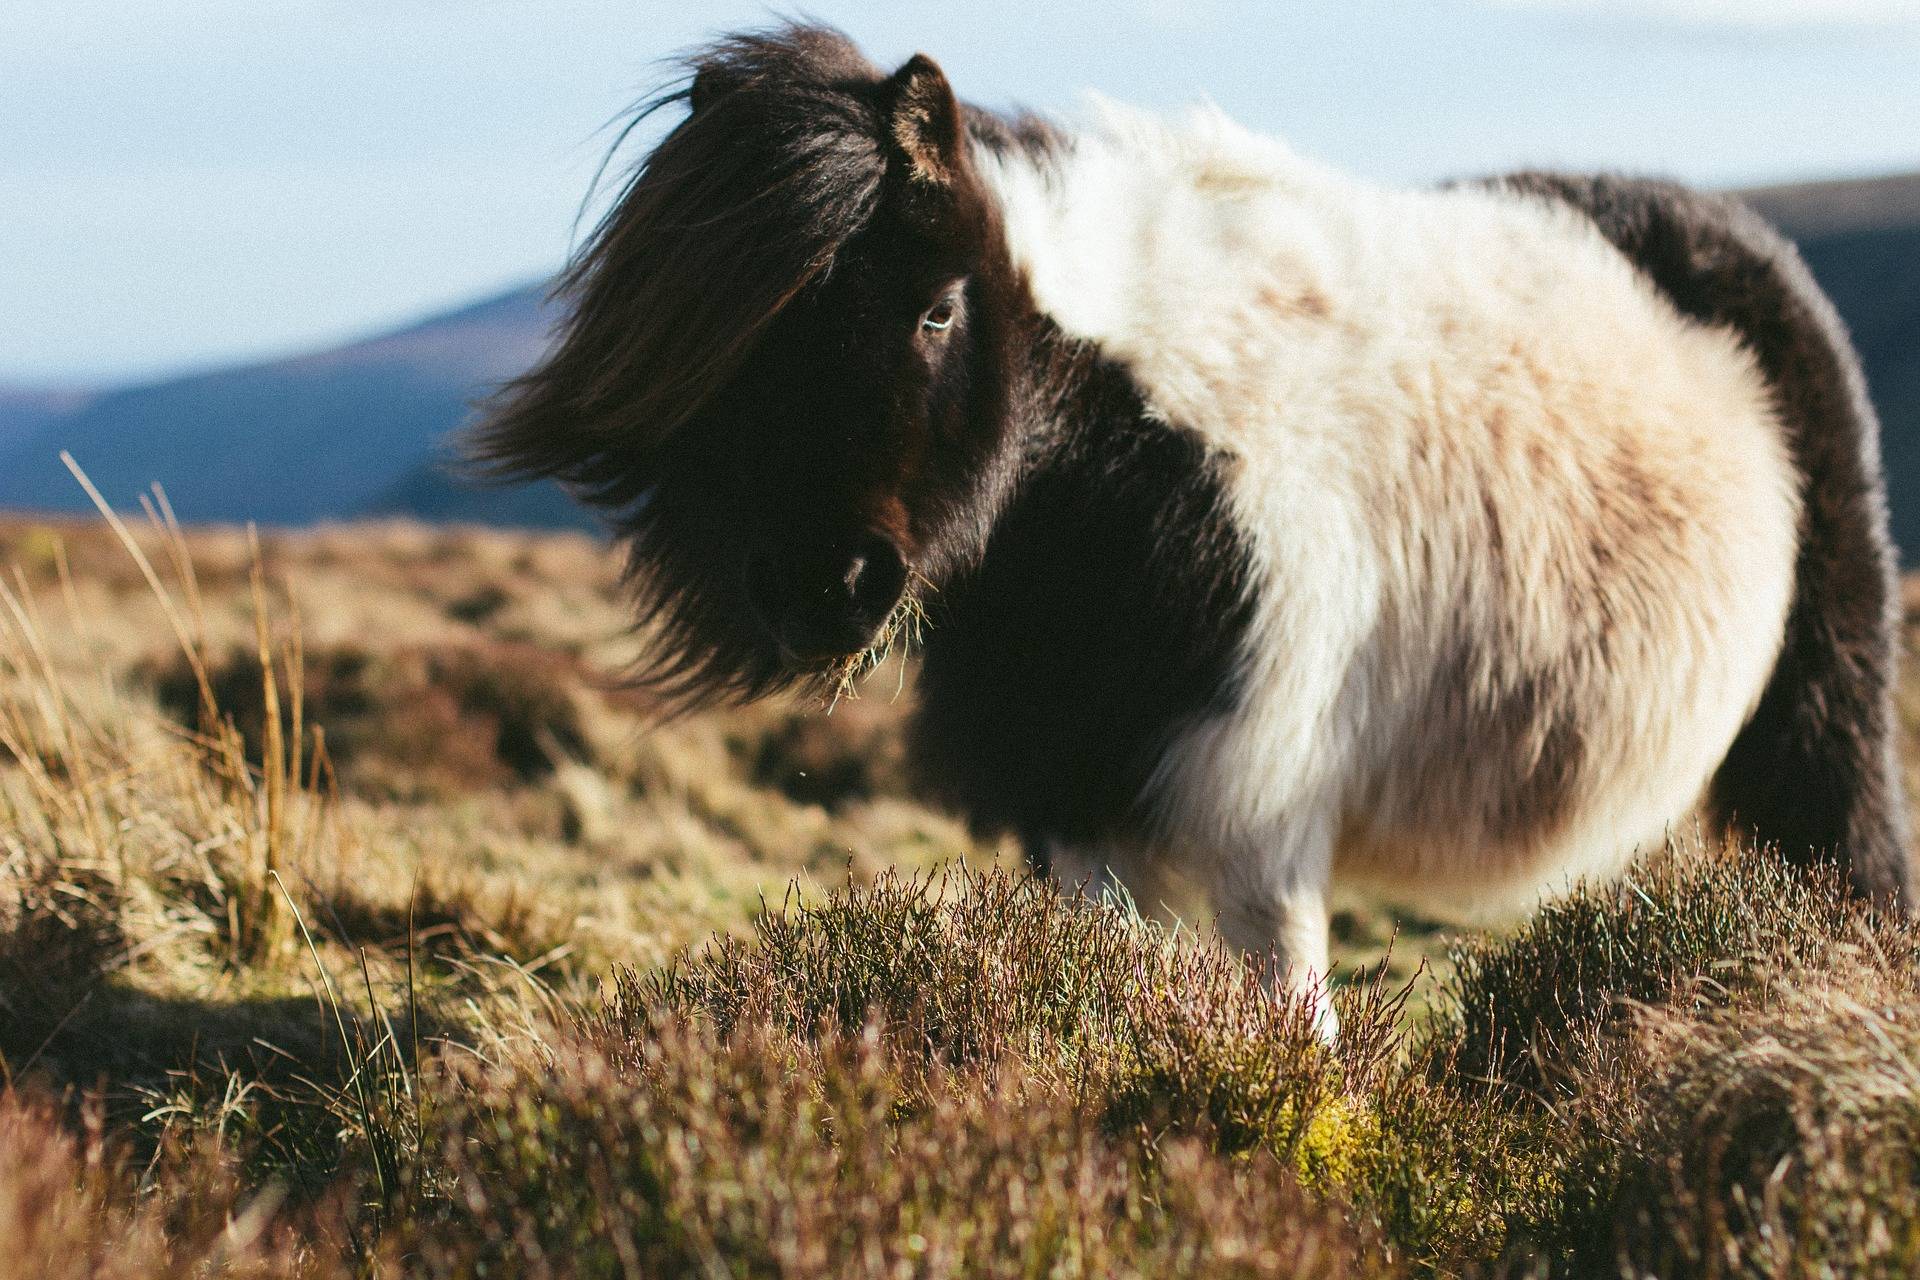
6, 500, 1920, 1276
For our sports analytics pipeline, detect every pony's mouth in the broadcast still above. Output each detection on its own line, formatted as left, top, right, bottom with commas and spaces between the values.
807, 582, 929, 704
746, 535, 916, 678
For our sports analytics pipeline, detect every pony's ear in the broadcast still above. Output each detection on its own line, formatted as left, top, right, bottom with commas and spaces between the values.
885, 54, 963, 186
688, 63, 736, 115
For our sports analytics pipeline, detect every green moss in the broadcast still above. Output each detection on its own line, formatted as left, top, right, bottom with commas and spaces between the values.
1295, 1093, 1381, 1189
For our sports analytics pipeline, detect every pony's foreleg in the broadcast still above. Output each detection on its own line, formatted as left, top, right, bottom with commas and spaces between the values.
1037, 838, 1179, 923
1042, 840, 1107, 900
1205, 817, 1337, 1041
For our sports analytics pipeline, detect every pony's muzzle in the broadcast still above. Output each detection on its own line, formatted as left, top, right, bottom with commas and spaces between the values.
746, 532, 909, 662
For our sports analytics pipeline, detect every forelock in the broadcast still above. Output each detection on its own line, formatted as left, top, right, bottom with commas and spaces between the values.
469, 24, 892, 512
583, 25, 890, 422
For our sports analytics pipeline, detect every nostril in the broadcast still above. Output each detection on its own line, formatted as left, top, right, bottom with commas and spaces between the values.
845, 535, 908, 618
841, 555, 869, 595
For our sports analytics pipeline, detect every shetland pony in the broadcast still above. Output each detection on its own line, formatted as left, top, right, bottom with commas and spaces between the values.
472, 25, 1909, 1028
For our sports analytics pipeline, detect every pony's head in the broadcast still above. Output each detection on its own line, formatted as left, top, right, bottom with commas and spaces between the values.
470, 25, 1032, 706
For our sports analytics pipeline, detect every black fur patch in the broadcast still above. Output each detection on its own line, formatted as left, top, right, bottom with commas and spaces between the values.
1488, 172, 1912, 907
910, 324, 1257, 853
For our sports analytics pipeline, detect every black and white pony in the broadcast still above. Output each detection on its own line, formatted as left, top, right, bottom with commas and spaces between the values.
473, 25, 1909, 1029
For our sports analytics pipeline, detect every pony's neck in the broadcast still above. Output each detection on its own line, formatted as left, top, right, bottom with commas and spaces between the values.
912, 306, 1258, 844
975, 101, 1342, 404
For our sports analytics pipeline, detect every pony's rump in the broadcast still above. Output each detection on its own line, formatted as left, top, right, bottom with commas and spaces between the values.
1487, 172, 1909, 907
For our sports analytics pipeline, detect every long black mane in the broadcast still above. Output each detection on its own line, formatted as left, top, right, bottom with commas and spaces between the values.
469, 26, 892, 514
466, 27, 914, 708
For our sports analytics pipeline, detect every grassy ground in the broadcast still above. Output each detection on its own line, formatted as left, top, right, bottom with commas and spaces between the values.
4, 505, 1920, 1276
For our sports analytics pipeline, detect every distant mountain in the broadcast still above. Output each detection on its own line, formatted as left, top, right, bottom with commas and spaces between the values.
1742, 173, 1920, 556
0, 285, 584, 528
0, 171, 1914, 543
1742, 172, 1920, 240
362, 454, 593, 529
0, 385, 94, 454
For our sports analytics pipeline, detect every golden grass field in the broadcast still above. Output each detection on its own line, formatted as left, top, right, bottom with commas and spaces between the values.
8, 503, 1920, 1276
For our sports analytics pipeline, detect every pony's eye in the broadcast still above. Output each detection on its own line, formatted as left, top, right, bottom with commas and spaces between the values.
921, 299, 957, 333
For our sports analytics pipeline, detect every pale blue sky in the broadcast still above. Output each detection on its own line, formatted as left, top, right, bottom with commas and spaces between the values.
5, 0, 1918, 386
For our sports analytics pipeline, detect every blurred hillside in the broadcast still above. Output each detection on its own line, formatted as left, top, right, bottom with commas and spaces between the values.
0, 287, 585, 529
0, 385, 94, 453
1744, 173, 1920, 553
0, 171, 1914, 541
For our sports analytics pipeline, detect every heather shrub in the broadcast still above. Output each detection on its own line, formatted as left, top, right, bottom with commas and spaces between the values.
0, 1092, 344, 1280
1436, 841, 1874, 1094
1512, 969, 1920, 1277
614, 867, 1551, 1274
641, 869, 1177, 1076
634, 869, 1353, 1145
1435, 842, 1920, 1275
391, 1024, 1378, 1280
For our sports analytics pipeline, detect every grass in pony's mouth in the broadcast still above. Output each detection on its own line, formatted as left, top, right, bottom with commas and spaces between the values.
815, 576, 932, 709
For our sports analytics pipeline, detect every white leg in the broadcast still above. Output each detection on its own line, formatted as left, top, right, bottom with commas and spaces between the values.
1206, 819, 1338, 1041
1043, 840, 1108, 901
1040, 838, 1180, 923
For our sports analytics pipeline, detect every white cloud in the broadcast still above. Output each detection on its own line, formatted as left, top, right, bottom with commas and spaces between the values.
1491, 0, 1920, 27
